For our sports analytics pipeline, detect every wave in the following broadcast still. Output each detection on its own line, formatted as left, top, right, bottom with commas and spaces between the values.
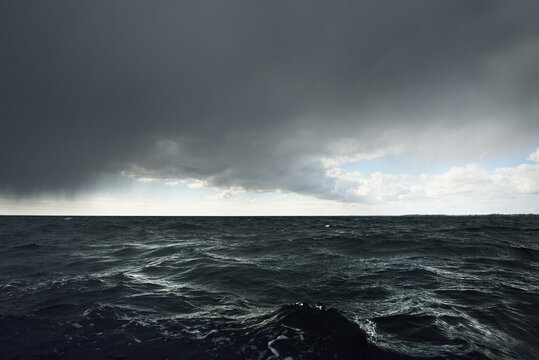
0, 303, 417, 360
1, 215, 538, 359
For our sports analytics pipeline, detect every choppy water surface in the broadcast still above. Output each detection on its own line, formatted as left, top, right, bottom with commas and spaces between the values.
1, 216, 538, 359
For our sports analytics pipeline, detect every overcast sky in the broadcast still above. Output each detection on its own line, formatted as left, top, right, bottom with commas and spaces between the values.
1, 1, 538, 215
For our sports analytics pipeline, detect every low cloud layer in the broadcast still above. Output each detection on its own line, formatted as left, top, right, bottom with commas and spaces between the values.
2, 1, 538, 203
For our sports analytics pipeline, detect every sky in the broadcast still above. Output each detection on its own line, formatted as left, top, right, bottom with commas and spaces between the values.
1, 1, 538, 215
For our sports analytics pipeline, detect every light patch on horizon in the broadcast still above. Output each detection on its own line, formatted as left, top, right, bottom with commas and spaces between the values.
2, 148, 537, 215
123, 147, 539, 205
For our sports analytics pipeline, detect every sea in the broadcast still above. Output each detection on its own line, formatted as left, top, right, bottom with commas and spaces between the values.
1, 216, 538, 359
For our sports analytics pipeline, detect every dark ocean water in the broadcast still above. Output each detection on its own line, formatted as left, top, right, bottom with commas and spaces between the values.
1, 216, 538, 359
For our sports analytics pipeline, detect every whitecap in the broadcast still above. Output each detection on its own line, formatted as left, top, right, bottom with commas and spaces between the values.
268, 334, 288, 358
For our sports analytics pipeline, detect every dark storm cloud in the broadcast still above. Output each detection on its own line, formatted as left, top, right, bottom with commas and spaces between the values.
1, 1, 538, 199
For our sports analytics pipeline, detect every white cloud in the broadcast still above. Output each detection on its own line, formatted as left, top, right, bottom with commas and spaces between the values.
424, 163, 495, 197
187, 180, 205, 189
528, 148, 539, 162
164, 180, 179, 186
496, 163, 539, 194
217, 186, 246, 199
323, 151, 539, 204
120, 168, 160, 183
327, 169, 416, 203
136, 177, 159, 183
319, 145, 400, 167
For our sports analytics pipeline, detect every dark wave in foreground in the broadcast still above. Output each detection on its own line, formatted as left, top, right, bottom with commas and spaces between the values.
1, 216, 538, 359
0, 303, 450, 359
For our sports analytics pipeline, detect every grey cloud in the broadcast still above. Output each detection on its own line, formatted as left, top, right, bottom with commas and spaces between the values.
1, 1, 538, 200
